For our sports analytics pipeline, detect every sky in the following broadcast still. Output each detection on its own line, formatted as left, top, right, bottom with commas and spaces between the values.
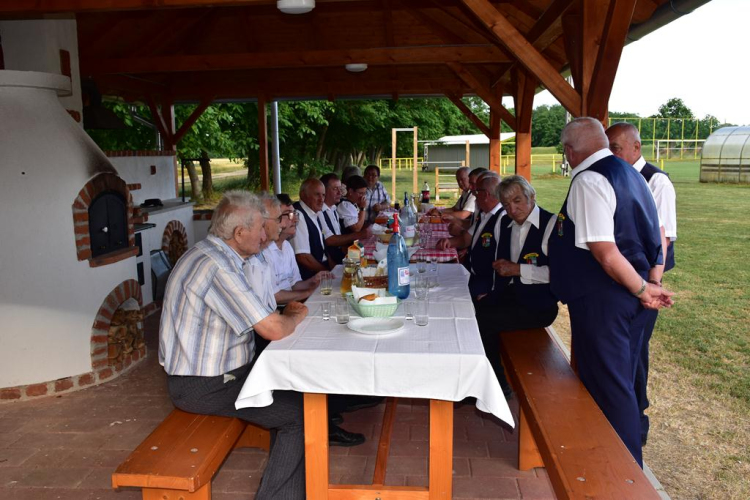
530, 0, 749, 125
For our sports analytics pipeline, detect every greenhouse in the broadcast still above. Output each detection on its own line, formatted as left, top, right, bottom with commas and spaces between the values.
700, 126, 750, 183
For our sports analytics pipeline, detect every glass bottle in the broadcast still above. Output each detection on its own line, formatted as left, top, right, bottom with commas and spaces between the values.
387, 214, 410, 299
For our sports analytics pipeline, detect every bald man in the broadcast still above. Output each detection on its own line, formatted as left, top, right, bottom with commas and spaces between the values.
549, 117, 673, 467
606, 122, 678, 446
291, 178, 330, 280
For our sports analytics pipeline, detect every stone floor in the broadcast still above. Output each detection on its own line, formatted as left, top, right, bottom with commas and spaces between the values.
0, 312, 555, 500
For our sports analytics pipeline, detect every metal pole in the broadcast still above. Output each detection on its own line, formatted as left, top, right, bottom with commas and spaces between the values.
181, 161, 185, 202
270, 101, 282, 194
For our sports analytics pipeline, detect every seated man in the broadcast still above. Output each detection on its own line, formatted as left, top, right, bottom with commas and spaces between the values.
475, 175, 559, 395
263, 193, 322, 305
363, 164, 391, 223
291, 178, 330, 279
319, 173, 370, 265
436, 173, 504, 301
337, 174, 369, 234
428, 166, 475, 221
447, 167, 489, 237
159, 190, 308, 499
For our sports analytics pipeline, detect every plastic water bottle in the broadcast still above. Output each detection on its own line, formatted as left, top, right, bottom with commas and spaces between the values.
387, 214, 410, 299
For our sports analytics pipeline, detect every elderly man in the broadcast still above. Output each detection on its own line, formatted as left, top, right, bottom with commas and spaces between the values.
549, 117, 674, 467
429, 166, 475, 220
291, 178, 330, 279
606, 122, 678, 446
436, 173, 504, 301
472, 175, 559, 394
159, 191, 308, 499
363, 164, 391, 223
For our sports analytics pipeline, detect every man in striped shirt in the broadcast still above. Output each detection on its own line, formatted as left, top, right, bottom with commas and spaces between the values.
159, 190, 308, 500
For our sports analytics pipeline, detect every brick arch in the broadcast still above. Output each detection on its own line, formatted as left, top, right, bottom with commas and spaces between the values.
162, 220, 188, 266
72, 172, 135, 262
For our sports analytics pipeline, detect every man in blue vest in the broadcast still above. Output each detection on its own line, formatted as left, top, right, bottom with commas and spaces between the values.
474, 175, 558, 396
549, 117, 674, 467
606, 122, 678, 447
291, 179, 330, 280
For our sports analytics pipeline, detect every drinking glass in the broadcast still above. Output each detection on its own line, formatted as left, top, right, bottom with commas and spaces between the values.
335, 298, 350, 324
404, 301, 414, 321
414, 298, 429, 326
321, 302, 332, 321
417, 254, 427, 274
320, 272, 333, 296
414, 275, 429, 300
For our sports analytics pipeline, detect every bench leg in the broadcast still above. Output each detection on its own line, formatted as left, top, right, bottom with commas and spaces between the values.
518, 408, 544, 471
233, 422, 271, 451
142, 483, 210, 500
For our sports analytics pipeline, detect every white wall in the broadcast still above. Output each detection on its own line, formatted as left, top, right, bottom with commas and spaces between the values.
109, 156, 178, 205
0, 19, 82, 120
194, 219, 212, 243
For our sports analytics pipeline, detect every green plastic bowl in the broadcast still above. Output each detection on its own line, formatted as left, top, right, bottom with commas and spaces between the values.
346, 293, 400, 318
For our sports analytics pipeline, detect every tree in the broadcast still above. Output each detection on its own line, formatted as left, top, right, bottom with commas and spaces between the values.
530, 104, 566, 147
656, 97, 694, 119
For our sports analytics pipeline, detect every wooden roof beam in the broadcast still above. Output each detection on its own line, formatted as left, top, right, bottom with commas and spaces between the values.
446, 92, 491, 137
447, 61, 516, 130
81, 45, 510, 75
173, 96, 214, 144
461, 0, 581, 115
0, 0, 275, 14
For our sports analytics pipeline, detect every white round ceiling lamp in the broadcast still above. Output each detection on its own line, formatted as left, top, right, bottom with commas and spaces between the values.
345, 63, 368, 73
277, 0, 315, 14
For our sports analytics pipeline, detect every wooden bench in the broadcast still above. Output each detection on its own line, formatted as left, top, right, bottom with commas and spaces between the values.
500, 328, 662, 500
112, 408, 270, 500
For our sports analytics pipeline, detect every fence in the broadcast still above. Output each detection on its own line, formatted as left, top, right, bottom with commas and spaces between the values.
379, 157, 424, 170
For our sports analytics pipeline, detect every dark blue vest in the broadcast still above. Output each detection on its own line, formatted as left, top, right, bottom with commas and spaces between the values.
293, 201, 326, 280
640, 162, 676, 271
467, 209, 503, 297
321, 207, 345, 265
549, 155, 662, 304
495, 208, 557, 310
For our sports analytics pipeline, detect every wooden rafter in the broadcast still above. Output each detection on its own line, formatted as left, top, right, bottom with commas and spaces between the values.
173, 96, 214, 144
461, 0, 581, 115
512, 67, 536, 180
446, 93, 491, 137
81, 45, 509, 75
146, 97, 170, 140
446, 61, 516, 130
408, 7, 469, 45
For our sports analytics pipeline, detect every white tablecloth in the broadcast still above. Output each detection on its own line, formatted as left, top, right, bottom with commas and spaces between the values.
236, 264, 514, 427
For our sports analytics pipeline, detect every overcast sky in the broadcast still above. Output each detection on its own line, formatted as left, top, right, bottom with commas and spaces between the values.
530, 0, 749, 125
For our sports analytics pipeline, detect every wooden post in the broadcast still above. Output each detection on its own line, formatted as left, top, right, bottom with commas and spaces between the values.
513, 69, 535, 181
258, 96, 269, 191
429, 400, 453, 499
489, 109, 502, 174
391, 128, 397, 201
465, 140, 470, 168
413, 126, 419, 194
304, 393, 329, 499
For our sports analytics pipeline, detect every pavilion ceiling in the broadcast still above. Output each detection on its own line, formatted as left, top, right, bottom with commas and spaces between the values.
3, 0, 670, 112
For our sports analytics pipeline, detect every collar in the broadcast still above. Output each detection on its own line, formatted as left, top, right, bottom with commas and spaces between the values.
207, 234, 249, 269
299, 199, 319, 218
571, 148, 613, 180
506, 204, 540, 229
480, 202, 503, 219
633, 156, 646, 172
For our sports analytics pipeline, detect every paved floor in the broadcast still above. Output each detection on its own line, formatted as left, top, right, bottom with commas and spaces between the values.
0, 312, 555, 500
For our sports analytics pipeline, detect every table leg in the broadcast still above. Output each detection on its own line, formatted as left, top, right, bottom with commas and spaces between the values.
304, 393, 329, 499
429, 399, 453, 500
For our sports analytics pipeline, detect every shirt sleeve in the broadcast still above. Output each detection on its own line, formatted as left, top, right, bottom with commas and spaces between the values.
286, 242, 303, 286
650, 174, 678, 239
290, 219, 311, 255
462, 193, 476, 213
568, 171, 617, 250
203, 268, 272, 336
337, 201, 360, 229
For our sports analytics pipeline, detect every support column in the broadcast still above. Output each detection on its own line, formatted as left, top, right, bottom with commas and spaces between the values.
413, 126, 418, 194
391, 128, 397, 201
271, 101, 281, 194
257, 96, 269, 191
489, 83, 503, 175
513, 69, 535, 181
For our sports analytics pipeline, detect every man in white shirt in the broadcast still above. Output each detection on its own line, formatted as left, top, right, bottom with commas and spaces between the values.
606, 122, 678, 446
319, 173, 370, 264
429, 166, 476, 221
290, 179, 330, 280
549, 117, 674, 467
337, 175, 368, 234
363, 165, 391, 223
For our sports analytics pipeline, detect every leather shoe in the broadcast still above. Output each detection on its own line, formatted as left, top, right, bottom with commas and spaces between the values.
330, 413, 344, 426
329, 425, 366, 447
343, 396, 384, 413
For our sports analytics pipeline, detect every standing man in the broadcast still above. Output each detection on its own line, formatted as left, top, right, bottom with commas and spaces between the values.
319, 173, 370, 265
549, 117, 674, 467
363, 164, 391, 223
159, 191, 308, 499
606, 122, 678, 446
291, 178, 329, 279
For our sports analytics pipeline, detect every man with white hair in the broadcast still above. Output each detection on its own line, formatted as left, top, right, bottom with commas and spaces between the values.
606, 121, 678, 446
429, 166, 476, 220
159, 190, 308, 499
549, 117, 674, 467
291, 178, 330, 279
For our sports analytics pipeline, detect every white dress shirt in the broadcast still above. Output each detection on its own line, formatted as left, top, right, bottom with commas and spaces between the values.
633, 156, 677, 240
290, 200, 327, 262
262, 240, 303, 293
505, 205, 557, 285
468, 202, 504, 249
336, 199, 361, 230
568, 149, 618, 250
455, 190, 477, 213
319, 203, 342, 239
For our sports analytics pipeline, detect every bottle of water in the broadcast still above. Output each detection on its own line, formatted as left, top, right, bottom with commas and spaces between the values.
400, 192, 411, 226
387, 213, 410, 299
410, 194, 419, 218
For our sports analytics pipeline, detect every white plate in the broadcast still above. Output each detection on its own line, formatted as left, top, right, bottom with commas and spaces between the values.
347, 318, 405, 336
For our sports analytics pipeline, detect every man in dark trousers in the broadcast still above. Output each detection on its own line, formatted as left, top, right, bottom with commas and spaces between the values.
474, 175, 559, 395
606, 122, 678, 446
549, 117, 674, 467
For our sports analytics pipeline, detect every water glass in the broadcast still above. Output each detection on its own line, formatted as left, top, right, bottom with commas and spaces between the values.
414, 275, 429, 300
417, 254, 427, 274
335, 298, 350, 324
414, 298, 429, 326
321, 302, 332, 321
429, 256, 438, 273
404, 301, 414, 320
320, 271, 333, 296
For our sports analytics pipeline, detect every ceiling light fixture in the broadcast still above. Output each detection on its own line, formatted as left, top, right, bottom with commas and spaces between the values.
345, 63, 368, 73
277, 0, 315, 14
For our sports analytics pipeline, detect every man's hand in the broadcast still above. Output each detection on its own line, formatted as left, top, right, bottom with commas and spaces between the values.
492, 259, 521, 277
311, 272, 325, 285
282, 301, 308, 325
436, 238, 452, 250
357, 193, 367, 209
358, 225, 373, 239
447, 221, 464, 237
640, 283, 674, 310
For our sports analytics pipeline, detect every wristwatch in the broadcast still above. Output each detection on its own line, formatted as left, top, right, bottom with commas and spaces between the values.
633, 278, 647, 297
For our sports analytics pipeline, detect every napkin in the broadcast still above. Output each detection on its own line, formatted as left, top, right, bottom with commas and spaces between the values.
371, 223, 387, 235
351, 285, 397, 305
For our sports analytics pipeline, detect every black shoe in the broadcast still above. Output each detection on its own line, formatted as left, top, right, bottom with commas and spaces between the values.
330, 413, 343, 426
343, 396, 384, 413
329, 425, 366, 447
641, 434, 648, 447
